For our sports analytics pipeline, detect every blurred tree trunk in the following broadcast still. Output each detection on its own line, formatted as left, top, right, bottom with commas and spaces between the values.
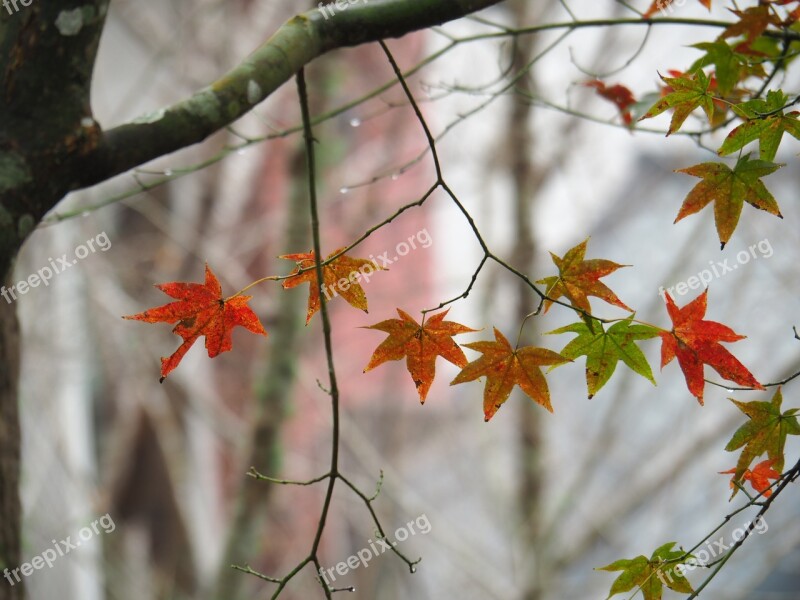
211, 141, 310, 599
507, 3, 548, 598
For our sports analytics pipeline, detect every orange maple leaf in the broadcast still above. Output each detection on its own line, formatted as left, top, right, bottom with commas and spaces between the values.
363, 309, 477, 403
451, 328, 570, 421
281, 248, 385, 324
584, 80, 637, 126
721, 5, 782, 51
536, 238, 631, 314
124, 264, 267, 382
720, 458, 781, 497
659, 290, 762, 404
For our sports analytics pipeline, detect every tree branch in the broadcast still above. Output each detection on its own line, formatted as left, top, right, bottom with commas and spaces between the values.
80, 0, 505, 191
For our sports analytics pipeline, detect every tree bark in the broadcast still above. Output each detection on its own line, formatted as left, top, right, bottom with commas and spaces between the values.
1, 4, 108, 597
0, 270, 21, 600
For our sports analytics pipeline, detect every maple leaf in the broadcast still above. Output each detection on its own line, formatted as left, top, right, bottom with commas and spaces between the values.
654, 70, 743, 127
724, 388, 800, 487
124, 264, 267, 382
363, 309, 477, 403
536, 239, 631, 315
450, 328, 570, 421
720, 458, 781, 498
688, 39, 769, 94
659, 290, 763, 404
597, 542, 694, 600
643, 0, 710, 19
640, 70, 715, 134
720, 5, 782, 51
718, 90, 800, 161
584, 80, 637, 125
675, 154, 783, 249
788, 3, 800, 24
281, 248, 385, 324
689, 40, 760, 96
547, 317, 660, 398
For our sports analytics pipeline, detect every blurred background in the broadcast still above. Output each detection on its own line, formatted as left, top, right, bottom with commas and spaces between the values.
11, 1, 800, 598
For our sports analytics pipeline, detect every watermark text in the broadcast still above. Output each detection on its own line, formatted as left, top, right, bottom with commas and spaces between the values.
321, 228, 432, 301
1, 231, 112, 305
658, 238, 772, 300
3, 513, 116, 587
317, 0, 369, 20
318, 513, 431, 584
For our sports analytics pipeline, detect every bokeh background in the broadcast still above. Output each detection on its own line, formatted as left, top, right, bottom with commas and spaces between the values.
11, 1, 800, 598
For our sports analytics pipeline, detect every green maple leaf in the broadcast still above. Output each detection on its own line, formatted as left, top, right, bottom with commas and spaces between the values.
718, 90, 800, 161
725, 387, 800, 492
597, 542, 694, 600
547, 317, 659, 398
640, 70, 715, 135
675, 154, 783, 249
689, 41, 755, 95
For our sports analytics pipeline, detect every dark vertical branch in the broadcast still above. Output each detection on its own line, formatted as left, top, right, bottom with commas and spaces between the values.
297, 68, 341, 569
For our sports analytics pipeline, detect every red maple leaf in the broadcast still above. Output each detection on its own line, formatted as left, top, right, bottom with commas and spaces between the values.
584, 80, 637, 125
720, 458, 781, 497
124, 264, 267, 381
659, 290, 762, 404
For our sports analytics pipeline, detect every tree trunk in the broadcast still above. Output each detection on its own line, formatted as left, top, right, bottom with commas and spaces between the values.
507, 3, 549, 598
0, 267, 21, 600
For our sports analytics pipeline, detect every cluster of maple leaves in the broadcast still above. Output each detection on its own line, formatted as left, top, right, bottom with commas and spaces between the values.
587, 0, 800, 253
124, 237, 799, 597
580, 2, 800, 598
124, 239, 762, 414
122, 1, 800, 598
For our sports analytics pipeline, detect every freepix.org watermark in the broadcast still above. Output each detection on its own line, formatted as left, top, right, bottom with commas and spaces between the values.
318, 513, 432, 585
317, 0, 369, 20
3, 513, 116, 587
321, 228, 433, 302
658, 238, 772, 300
662, 516, 769, 584
2, 0, 35, 16
652, 0, 686, 16
1, 231, 112, 305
